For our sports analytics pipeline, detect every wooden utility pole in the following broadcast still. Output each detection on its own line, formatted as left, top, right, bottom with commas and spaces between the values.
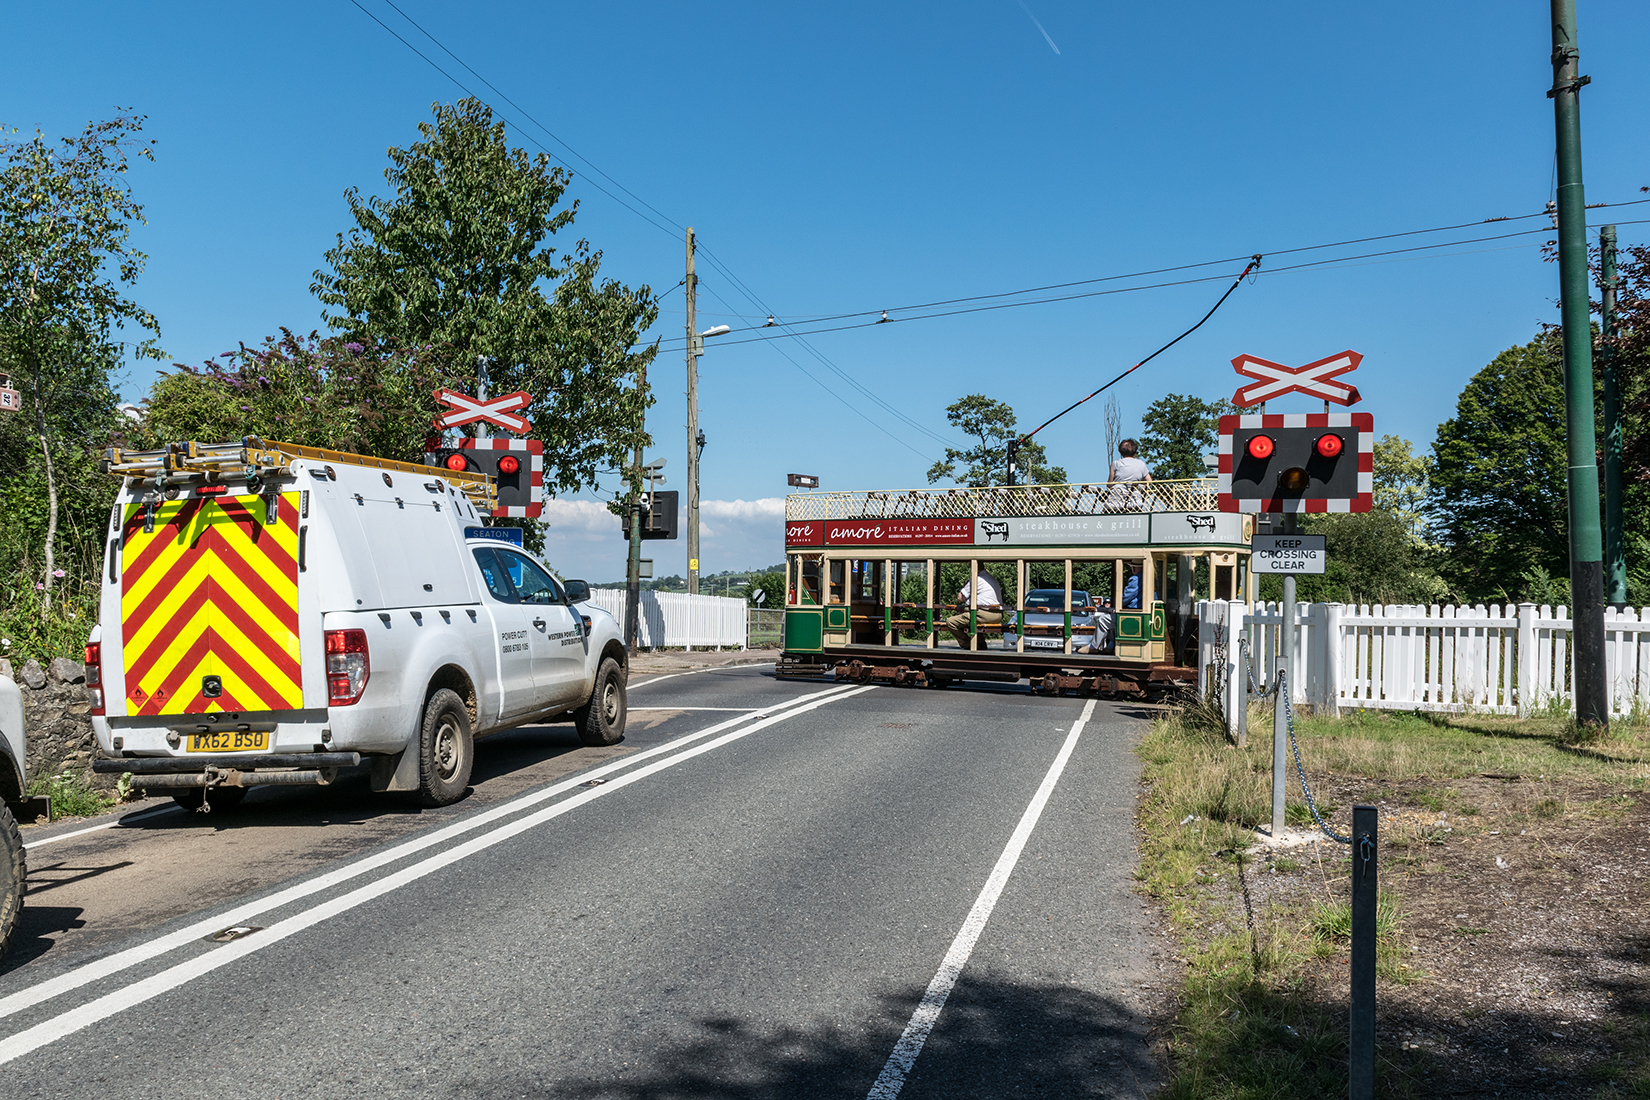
685, 227, 700, 597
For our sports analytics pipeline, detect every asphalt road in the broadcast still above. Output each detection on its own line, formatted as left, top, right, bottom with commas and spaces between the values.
0, 666, 1167, 1098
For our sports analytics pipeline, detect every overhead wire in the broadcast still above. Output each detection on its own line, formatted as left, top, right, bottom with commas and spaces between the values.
352, 0, 959, 452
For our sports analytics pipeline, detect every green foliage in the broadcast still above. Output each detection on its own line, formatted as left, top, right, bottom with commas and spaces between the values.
1257, 510, 1448, 606
1137, 393, 1237, 480
0, 113, 159, 628
925, 394, 1064, 486
312, 97, 658, 498
1430, 332, 1572, 601
1373, 434, 1434, 546
745, 570, 785, 608
138, 330, 454, 463
28, 768, 114, 819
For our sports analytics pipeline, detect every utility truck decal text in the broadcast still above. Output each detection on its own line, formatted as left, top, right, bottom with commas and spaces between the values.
500, 629, 530, 654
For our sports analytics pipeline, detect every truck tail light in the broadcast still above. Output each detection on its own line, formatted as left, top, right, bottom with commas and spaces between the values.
84, 642, 105, 715
325, 629, 370, 706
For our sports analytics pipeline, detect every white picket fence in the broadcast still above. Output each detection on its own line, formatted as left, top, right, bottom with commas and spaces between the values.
1198, 600, 1650, 727
586, 590, 748, 649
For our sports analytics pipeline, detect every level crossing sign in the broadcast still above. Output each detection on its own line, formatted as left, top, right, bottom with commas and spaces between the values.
433, 388, 533, 433
1231, 351, 1363, 407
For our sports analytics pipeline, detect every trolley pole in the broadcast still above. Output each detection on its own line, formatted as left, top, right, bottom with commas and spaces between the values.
1272, 512, 1295, 837
1601, 224, 1625, 607
1549, 0, 1608, 728
685, 226, 700, 596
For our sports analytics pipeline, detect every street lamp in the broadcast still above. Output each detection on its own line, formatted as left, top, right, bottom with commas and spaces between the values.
686, 304, 731, 596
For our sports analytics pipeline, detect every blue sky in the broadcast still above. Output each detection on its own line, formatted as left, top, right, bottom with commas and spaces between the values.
5, 2, 1648, 581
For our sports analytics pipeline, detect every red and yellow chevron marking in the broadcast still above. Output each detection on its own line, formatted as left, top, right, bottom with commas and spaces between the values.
120, 494, 302, 716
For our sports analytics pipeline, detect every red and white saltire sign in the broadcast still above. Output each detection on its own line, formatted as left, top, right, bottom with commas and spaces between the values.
1231, 351, 1363, 407
786, 520, 824, 547
824, 518, 974, 545
444, 436, 545, 518
433, 388, 533, 433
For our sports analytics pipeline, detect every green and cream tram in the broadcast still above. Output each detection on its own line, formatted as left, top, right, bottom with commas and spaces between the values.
776, 479, 1253, 698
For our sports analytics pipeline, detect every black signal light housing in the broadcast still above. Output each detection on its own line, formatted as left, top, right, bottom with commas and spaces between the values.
1217, 413, 1372, 512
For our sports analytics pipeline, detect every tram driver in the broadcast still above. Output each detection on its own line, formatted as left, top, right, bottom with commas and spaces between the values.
944, 566, 1005, 649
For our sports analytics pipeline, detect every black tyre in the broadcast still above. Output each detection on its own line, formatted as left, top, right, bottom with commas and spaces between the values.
417, 688, 474, 807
169, 786, 248, 813
0, 801, 24, 958
573, 658, 627, 747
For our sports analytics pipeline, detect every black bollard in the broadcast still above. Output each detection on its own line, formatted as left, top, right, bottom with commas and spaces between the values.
1349, 804, 1377, 1100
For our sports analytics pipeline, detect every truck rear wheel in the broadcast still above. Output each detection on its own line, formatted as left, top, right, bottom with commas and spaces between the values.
417, 688, 474, 807
574, 658, 626, 747
0, 801, 24, 958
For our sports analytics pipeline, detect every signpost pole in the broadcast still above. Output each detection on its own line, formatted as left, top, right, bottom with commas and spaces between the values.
1272, 513, 1295, 837
625, 359, 648, 655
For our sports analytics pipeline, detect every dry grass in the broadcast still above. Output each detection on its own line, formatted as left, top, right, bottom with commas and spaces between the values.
1136, 702, 1650, 1099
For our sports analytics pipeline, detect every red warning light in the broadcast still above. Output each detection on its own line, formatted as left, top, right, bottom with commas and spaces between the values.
1315, 433, 1344, 458
1246, 434, 1274, 460
444, 453, 468, 472
497, 454, 520, 475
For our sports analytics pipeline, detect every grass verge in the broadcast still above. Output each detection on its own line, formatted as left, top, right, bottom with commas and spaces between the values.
1136, 699, 1650, 1099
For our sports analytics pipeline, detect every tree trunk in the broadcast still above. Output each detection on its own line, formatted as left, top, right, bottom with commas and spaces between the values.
37, 430, 59, 622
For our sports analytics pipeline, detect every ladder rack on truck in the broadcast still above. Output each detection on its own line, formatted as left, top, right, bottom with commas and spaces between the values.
101, 437, 499, 514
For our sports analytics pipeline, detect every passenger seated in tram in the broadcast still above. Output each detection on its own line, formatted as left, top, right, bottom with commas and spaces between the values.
944, 566, 1005, 649
1087, 596, 1115, 654
1121, 563, 1142, 609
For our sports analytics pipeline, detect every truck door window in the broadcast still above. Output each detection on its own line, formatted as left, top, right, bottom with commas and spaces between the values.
472, 548, 516, 602
498, 550, 563, 605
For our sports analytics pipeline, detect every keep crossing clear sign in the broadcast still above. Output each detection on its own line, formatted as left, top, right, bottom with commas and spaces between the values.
1251, 534, 1327, 574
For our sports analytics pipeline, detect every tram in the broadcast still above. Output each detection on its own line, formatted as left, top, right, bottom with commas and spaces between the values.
776, 478, 1253, 698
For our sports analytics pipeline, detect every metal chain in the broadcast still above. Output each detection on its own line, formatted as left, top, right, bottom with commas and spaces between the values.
1281, 670, 1353, 845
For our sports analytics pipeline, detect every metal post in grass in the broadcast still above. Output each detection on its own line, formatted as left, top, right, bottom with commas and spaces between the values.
1272, 514, 1296, 836
1349, 804, 1378, 1100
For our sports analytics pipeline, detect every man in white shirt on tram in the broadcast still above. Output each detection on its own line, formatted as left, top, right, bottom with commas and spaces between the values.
945, 567, 1006, 649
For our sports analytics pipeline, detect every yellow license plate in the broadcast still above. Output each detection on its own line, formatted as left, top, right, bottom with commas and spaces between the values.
187, 730, 269, 753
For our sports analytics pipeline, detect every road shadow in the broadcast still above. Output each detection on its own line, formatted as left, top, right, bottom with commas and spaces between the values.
0, 905, 86, 976
453, 976, 1160, 1100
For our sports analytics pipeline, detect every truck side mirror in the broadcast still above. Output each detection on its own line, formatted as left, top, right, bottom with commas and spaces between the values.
564, 579, 591, 604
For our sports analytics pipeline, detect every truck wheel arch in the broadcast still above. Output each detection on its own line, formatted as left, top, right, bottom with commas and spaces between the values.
426, 664, 478, 728
600, 641, 628, 679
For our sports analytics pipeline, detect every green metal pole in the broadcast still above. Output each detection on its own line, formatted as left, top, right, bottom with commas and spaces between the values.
1549, 0, 1608, 727
1600, 224, 1625, 606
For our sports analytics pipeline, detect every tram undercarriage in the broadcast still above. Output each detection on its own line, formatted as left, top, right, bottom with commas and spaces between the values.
777, 646, 1198, 700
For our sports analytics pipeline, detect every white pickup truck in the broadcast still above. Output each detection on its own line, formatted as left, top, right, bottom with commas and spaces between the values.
89, 439, 629, 809
1, 668, 25, 954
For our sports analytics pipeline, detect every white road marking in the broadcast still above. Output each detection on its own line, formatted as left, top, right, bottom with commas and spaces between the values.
0, 684, 874, 1067
867, 697, 1098, 1100
628, 662, 775, 689
23, 805, 180, 850
629, 707, 755, 712
0, 682, 855, 1026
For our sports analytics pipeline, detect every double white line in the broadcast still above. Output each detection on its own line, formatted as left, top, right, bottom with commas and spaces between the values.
0, 683, 869, 1066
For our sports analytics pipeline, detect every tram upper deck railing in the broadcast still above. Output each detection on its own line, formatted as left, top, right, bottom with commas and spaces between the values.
784, 478, 1218, 521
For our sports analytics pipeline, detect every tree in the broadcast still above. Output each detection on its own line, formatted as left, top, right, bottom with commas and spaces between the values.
0, 113, 160, 620
925, 394, 1065, 486
312, 97, 658, 497
140, 331, 451, 462
1137, 393, 1236, 480
1598, 237, 1650, 603
745, 570, 785, 608
1373, 434, 1434, 547
1429, 332, 1570, 602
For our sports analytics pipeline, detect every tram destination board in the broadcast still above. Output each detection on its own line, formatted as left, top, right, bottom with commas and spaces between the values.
1251, 534, 1326, 574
